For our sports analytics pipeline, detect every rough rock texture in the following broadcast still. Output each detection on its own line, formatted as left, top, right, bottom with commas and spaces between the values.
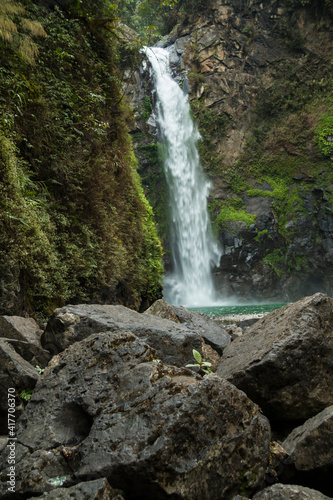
41, 303, 207, 366
144, 299, 180, 323
28, 478, 124, 500
1, 330, 271, 499
217, 293, 333, 422
1, 338, 51, 369
281, 406, 333, 497
0, 339, 39, 429
0, 316, 42, 347
252, 483, 332, 500
264, 441, 289, 486
145, 299, 231, 353
282, 406, 333, 471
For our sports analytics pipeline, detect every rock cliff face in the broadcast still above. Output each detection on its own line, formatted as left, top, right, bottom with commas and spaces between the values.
131, 0, 333, 301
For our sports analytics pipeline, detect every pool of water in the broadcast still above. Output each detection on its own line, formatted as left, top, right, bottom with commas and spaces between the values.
189, 303, 288, 317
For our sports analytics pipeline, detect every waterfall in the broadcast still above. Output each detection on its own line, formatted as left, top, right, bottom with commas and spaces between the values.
145, 46, 222, 307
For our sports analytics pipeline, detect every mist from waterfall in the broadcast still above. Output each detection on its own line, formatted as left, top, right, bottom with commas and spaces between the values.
145, 46, 222, 307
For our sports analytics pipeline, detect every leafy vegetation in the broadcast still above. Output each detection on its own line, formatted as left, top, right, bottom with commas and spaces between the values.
0, 0, 46, 65
186, 349, 212, 375
191, 98, 229, 176
0, 1, 163, 318
316, 112, 333, 157
19, 388, 33, 401
209, 198, 257, 229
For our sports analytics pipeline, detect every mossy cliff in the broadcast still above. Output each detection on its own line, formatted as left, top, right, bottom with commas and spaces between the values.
0, 0, 163, 318
134, 0, 333, 301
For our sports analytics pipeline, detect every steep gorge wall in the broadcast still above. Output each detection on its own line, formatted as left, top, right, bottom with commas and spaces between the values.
0, 1, 163, 318
132, 0, 333, 301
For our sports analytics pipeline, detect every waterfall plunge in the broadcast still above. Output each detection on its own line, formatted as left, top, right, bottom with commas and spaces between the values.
145, 46, 222, 307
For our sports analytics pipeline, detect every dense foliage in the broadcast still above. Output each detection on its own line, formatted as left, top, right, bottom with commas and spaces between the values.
0, 0, 163, 318
115, 0, 213, 43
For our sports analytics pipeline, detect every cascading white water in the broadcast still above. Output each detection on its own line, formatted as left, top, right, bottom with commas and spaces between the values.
145, 46, 222, 306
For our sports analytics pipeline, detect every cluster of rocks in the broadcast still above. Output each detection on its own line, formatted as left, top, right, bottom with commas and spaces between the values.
0, 293, 332, 499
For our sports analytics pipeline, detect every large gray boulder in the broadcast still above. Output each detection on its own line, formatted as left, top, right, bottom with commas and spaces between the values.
281, 406, 333, 497
0, 316, 42, 347
252, 483, 332, 499
217, 293, 333, 421
145, 299, 231, 354
41, 304, 208, 367
282, 405, 333, 472
2, 330, 271, 499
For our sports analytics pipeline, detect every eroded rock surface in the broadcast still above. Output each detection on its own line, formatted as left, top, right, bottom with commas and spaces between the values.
217, 293, 333, 421
145, 299, 231, 353
41, 303, 205, 366
0, 339, 39, 429
0, 316, 42, 347
1, 330, 271, 500
281, 406, 333, 497
282, 405, 333, 472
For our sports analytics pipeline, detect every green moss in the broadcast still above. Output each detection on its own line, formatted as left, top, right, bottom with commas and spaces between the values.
316, 112, 333, 158
247, 177, 289, 201
211, 198, 257, 228
190, 98, 228, 175
254, 229, 272, 242
0, 3, 163, 317
142, 95, 153, 121
263, 249, 286, 277
135, 134, 170, 245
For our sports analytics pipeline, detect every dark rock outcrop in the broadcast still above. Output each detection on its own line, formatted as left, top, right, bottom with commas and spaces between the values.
1, 330, 271, 500
217, 293, 333, 422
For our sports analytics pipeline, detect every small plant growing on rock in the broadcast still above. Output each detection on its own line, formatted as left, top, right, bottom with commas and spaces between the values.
186, 349, 212, 375
19, 389, 33, 401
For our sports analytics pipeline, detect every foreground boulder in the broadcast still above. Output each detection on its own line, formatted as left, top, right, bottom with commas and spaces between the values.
282, 405, 333, 471
0, 330, 271, 499
252, 483, 332, 499
217, 293, 333, 421
145, 299, 231, 354
41, 304, 210, 367
281, 406, 333, 497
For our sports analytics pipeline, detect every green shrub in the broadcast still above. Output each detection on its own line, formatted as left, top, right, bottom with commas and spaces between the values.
316, 113, 333, 157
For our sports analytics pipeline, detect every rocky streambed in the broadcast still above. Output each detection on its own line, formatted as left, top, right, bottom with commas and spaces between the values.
0, 293, 332, 499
